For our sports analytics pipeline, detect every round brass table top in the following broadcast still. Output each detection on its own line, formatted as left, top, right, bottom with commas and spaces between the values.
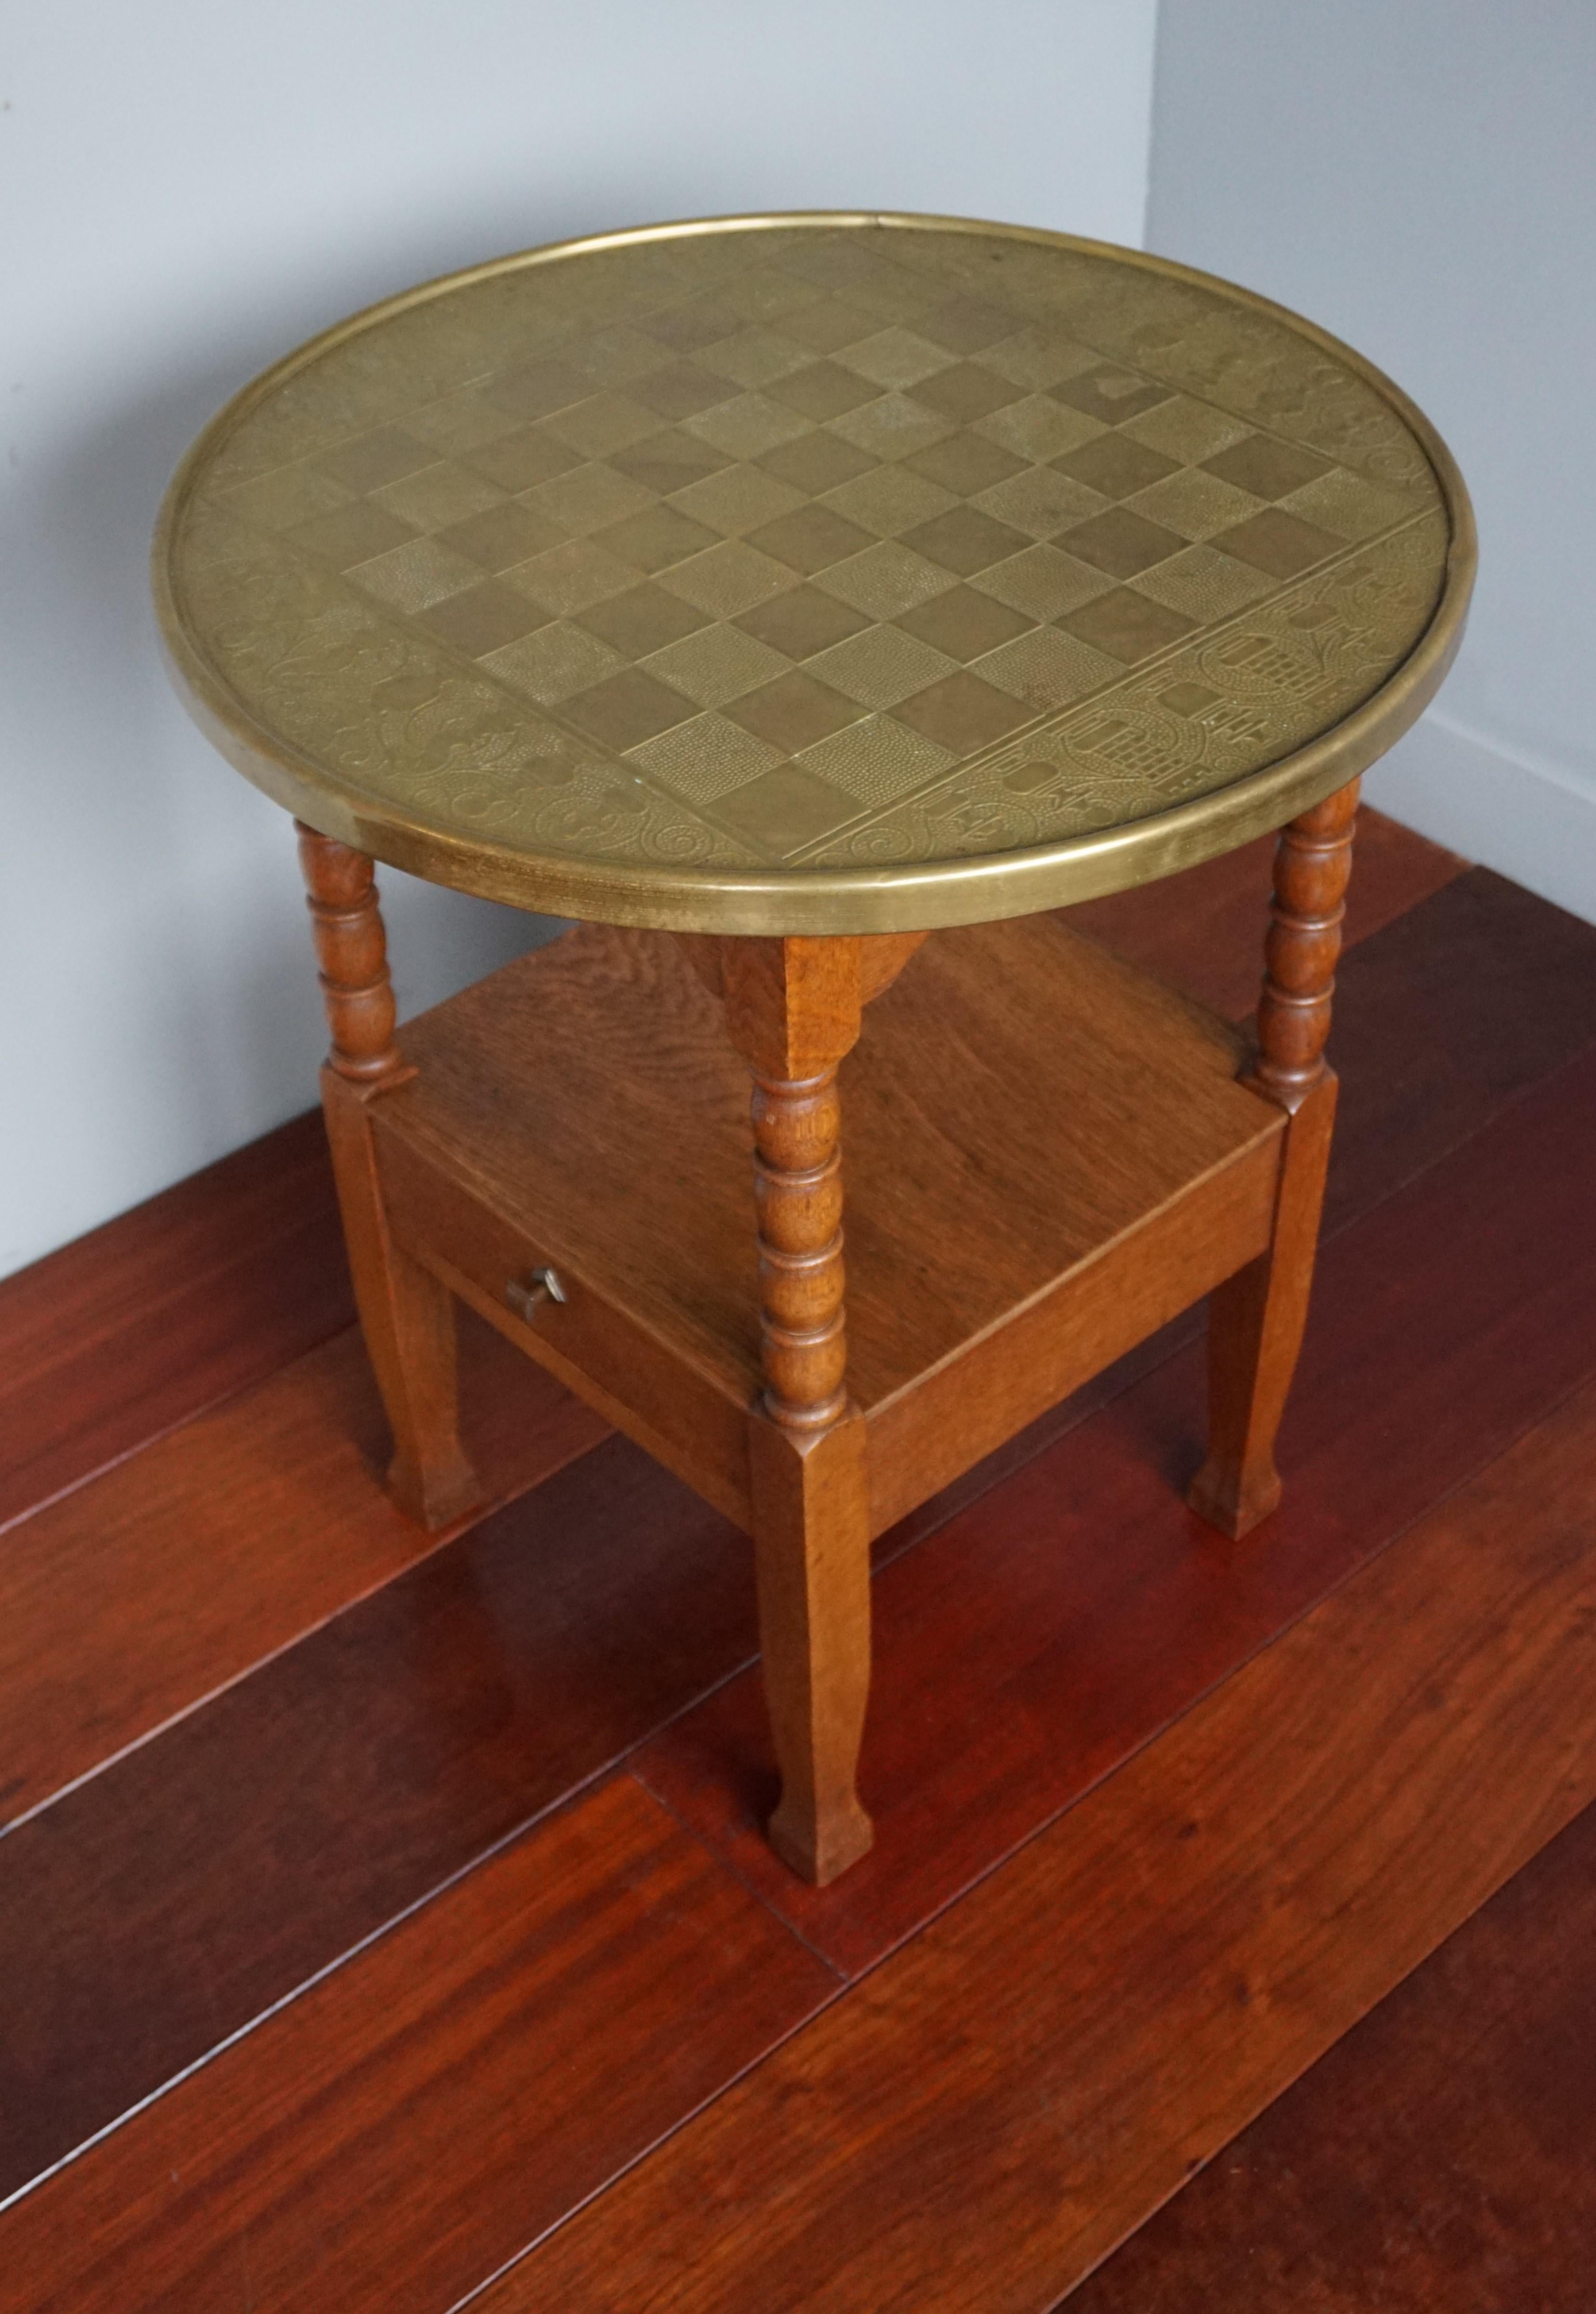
155, 213, 1474, 934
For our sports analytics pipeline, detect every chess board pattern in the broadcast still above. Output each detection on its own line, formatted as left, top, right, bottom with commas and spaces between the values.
170, 220, 1452, 886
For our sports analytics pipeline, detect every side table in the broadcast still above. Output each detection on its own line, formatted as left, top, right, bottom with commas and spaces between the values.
155, 213, 1473, 1882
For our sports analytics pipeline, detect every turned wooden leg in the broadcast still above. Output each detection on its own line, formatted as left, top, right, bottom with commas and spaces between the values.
1189, 779, 1360, 1539
714, 935, 877, 1885
296, 823, 481, 1530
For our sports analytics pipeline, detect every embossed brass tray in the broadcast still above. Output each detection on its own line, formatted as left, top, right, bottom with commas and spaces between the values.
154, 212, 1474, 932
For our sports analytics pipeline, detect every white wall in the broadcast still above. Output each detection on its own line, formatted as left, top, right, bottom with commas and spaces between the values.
0, 0, 1157, 1278
1148, 0, 1596, 921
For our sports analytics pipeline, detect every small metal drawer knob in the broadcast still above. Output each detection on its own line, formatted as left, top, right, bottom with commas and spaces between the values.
505, 1267, 567, 1322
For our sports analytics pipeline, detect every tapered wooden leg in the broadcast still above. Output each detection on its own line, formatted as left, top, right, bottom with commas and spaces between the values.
296, 823, 481, 1530
1189, 779, 1359, 1539
1188, 1074, 1337, 1535
712, 934, 876, 1883
749, 1411, 874, 1885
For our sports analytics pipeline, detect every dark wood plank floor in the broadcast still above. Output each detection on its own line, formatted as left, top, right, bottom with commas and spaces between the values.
0, 1110, 350, 1533
1063, 1785, 1596, 2312
504, 1370, 1596, 2314
0, 1312, 607, 1834
3, 811, 1594, 2310
8, 1779, 836, 2314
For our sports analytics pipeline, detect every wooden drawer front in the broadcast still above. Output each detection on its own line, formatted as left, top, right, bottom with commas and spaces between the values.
374, 1127, 752, 1530
865, 1134, 1282, 1536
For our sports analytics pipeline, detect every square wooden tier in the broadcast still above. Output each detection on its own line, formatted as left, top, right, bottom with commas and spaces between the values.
373, 916, 1286, 1539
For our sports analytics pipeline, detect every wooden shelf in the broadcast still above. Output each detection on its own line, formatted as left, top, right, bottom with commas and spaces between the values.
376, 918, 1284, 1534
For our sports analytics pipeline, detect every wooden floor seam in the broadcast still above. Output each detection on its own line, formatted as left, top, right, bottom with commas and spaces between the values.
0, 1361, 606, 1845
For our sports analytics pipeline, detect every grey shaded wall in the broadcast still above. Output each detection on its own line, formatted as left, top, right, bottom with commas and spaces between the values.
1, 0, 1156, 1278
1148, 0, 1596, 917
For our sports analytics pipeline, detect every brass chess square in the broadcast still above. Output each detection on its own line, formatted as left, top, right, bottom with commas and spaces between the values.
904, 432, 1027, 497
608, 429, 737, 493
1215, 507, 1344, 579
460, 427, 584, 493
899, 506, 1030, 579
560, 667, 697, 751
288, 502, 416, 569
766, 362, 884, 422
312, 427, 441, 493
1062, 507, 1187, 581
438, 502, 572, 572
756, 431, 880, 494
894, 585, 1036, 661
747, 505, 878, 577
1051, 365, 1177, 426
1054, 435, 1179, 502
893, 670, 1033, 752
725, 670, 866, 752
1203, 434, 1332, 501
1059, 587, 1197, 663
912, 363, 1028, 424
414, 580, 549, 657
711, 764, 859, 854
573, 583, 713, 658
735, 586, 871, 661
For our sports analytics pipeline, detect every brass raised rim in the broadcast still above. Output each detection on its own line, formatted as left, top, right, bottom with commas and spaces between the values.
153, 210, 1476, 933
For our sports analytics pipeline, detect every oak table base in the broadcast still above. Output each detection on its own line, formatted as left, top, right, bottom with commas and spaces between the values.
299, 793, 1355, 1885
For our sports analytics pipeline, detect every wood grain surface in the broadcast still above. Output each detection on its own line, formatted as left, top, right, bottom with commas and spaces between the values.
0, 1435, 747, 2197
0, 1110, 348, 1532
0, 1777, 837, 2314
1064, 1791, 1596, 2311
496, 1370, 1596, 2314
863, 1127, 1279, 1534
385, 914, 1277, 1420
1317, 865, 1596, 1233
0, 1309, 605, 1833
